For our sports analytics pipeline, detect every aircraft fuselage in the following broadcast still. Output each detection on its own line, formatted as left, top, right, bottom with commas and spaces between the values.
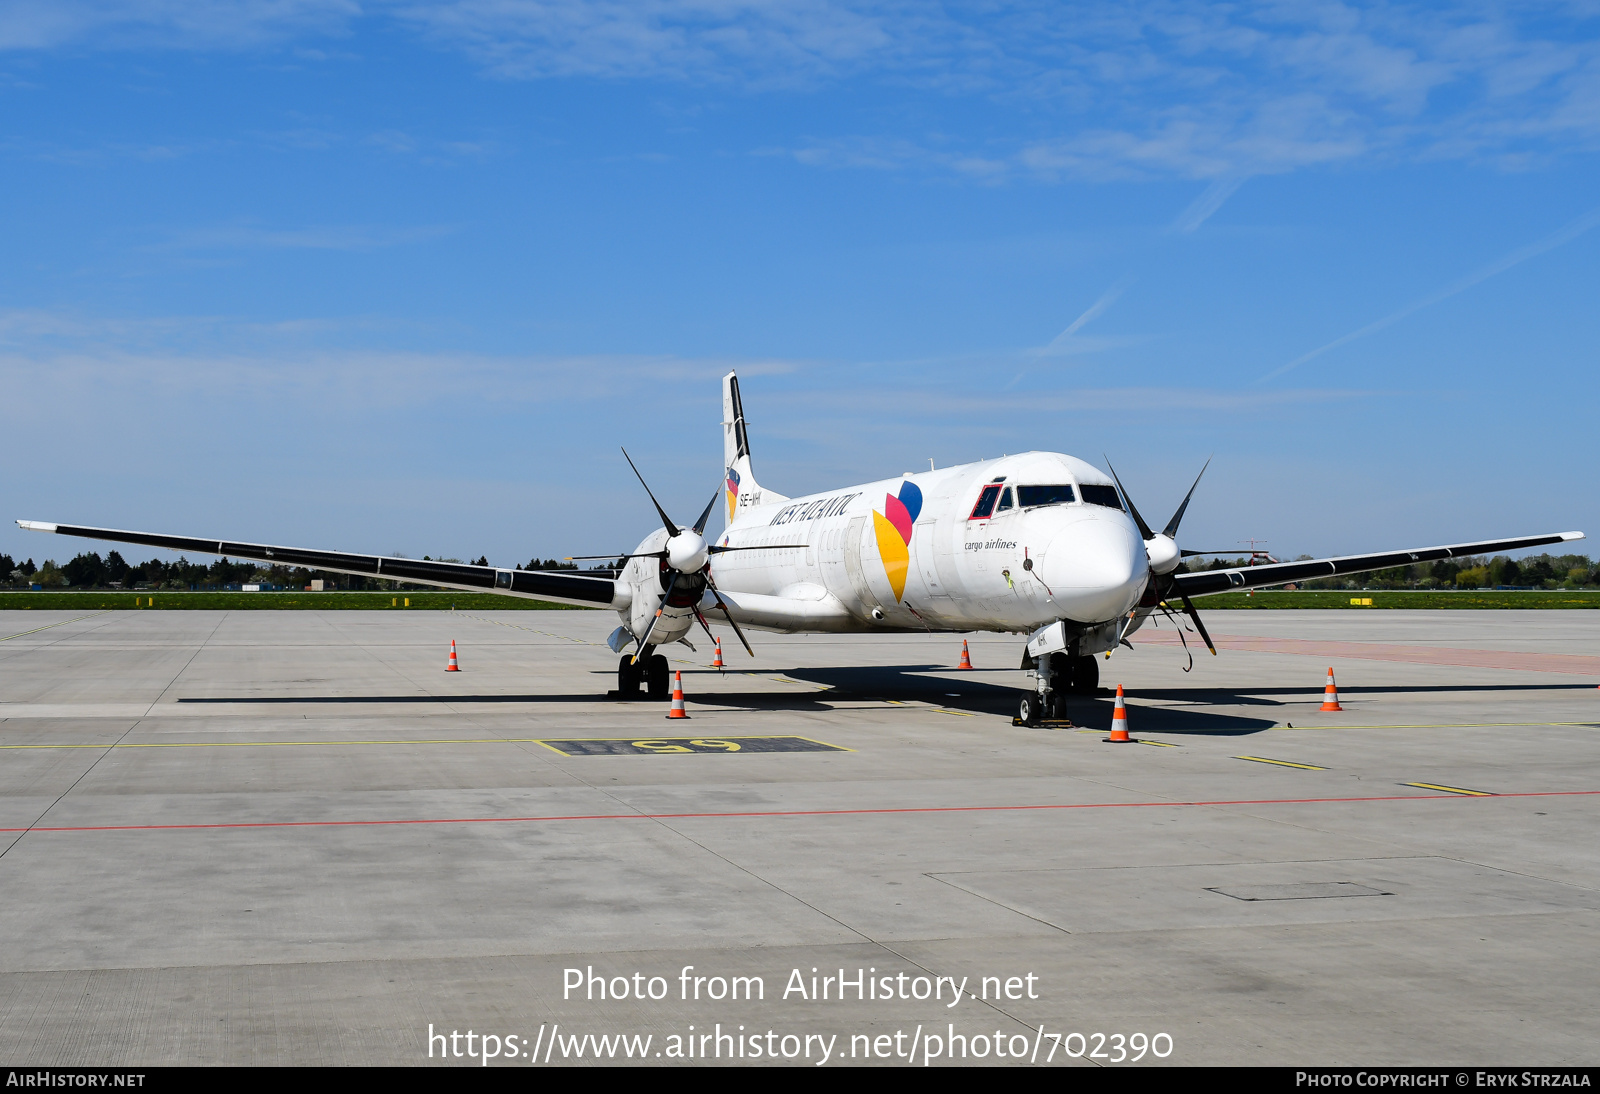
618, 450, 1149, 648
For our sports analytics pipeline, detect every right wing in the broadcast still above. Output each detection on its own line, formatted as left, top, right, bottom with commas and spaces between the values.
16, 520, 623, 609
1172, 531, 1584, 597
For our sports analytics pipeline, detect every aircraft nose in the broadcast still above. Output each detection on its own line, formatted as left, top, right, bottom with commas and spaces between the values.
1041, 517, 1148, 623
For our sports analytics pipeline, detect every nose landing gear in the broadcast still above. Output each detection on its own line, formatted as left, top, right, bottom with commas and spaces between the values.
1016, 652, 1101, 727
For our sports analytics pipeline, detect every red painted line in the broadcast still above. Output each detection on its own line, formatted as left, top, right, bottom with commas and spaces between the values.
4, 790, 1596, 835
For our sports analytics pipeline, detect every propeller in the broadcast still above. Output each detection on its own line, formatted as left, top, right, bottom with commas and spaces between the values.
1105, 455, 1216, 658
597, 448, 765, 662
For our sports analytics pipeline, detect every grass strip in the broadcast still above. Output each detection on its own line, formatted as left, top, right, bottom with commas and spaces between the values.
0, 591, 597, 611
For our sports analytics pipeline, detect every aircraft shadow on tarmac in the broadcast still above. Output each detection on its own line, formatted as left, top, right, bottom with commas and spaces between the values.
779, 665, 1598, 736
175, 690, 840, 712
175, 675, 1592, 737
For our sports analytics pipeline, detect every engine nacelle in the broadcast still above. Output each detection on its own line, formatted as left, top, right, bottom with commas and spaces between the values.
616, 526, 699, 650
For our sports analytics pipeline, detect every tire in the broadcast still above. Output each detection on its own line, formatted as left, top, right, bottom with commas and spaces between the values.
647, 654, 671, 699
1018, 693, 1041, 727
1069, 654, 1099, 695
617, 655, 641, 698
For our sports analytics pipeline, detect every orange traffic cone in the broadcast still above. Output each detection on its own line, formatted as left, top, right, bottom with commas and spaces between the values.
446, 640, 461, 672
1105, 684, 1133, 742
712, 638, 724, 669
957, 639, 974, 670
667, 671, 689, 719
1319, 667, 1343, 711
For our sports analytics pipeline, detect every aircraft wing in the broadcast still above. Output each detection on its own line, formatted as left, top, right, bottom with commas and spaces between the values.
1172, 531, 1585, 597
15, 520, 621, 608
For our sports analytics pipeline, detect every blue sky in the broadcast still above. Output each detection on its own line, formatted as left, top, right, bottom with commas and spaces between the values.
2, 1, 1598, 569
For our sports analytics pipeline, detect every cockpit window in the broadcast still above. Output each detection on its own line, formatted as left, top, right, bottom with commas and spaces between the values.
969, 484, 1003, 520
1079, 484, 1124, 511
995, 487, 1013, 512
1016, 484, 1076, 508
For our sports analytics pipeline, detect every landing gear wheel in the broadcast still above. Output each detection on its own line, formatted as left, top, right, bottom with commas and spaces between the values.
1018, 693, 1042, 728
646, 654, 670, 700
616, 655, 641, 699
1069, 654, 1099, 695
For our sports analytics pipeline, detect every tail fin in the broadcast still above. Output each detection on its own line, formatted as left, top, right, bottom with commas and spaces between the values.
722, 371, 786, 524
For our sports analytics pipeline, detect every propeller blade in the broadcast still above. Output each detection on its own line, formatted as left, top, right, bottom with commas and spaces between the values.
1103, 458, 1154, 541
705, 573, 754, 657
1162, 457, 1211, 539
692, 607, 718, 644
692, 489, 720, 536
630, 571, 679, 663
707, 543, 805, 554
621, 447, 680, 539
1177, 590, 1217, 656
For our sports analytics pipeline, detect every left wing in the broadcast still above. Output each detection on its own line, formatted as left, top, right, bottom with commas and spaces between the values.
15, 520, 621, 608
1172, 531, 1584, 597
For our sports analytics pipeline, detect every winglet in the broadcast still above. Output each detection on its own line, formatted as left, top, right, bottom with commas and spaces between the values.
16, 520, 57, 533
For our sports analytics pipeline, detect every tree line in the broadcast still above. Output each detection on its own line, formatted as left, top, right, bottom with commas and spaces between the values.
1, 551, 598, 592
1183, 552, 1600, 590
17, 548, 1587, 592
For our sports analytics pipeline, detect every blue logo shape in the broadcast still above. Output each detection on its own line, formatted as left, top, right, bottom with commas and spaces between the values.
897, 480, 922, 524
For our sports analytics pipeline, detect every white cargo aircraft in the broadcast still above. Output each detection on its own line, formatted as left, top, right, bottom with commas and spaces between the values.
17, 372, 1584, 724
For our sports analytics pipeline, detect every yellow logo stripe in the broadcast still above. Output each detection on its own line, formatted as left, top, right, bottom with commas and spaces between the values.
872, 510, 909, 600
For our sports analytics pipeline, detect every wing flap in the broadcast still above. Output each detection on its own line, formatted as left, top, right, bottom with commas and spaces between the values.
1173, 531, 1584, 597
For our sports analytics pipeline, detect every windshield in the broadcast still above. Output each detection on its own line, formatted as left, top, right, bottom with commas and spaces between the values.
1079, 484, 1124, 511
969, 484, 1002, 519
1016, 484, 1076, 508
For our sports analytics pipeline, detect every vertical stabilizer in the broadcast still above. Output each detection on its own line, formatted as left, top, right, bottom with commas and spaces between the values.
722, 371, 786, 524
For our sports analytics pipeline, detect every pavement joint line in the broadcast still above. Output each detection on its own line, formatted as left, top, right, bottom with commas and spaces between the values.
0, 610, 226, 862
6, 789, 1595, 836
1236, 755, 1328, 770
450, 612, 607, 647
0, 737, 864, 750
0, 611, 114, 642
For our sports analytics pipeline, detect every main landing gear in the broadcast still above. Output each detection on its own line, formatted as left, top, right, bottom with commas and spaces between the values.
1017, 652, 1100, 727
617, 652, 670, 700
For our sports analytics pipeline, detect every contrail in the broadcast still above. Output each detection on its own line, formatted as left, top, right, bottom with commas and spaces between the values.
1038, 275, 1135, 356
1261, 204, 1600, 383
1005, 275, 1136, 390
1174, 176, 1246, 233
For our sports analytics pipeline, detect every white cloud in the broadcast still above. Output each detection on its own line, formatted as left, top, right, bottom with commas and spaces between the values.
4, 2, 1599, 181
154, 221, 457, 251
0, 0, 360, 51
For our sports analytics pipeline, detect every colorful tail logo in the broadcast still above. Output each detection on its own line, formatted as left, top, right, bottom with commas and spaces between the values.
872, 481, 922, 601
725, 467, 741, 521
